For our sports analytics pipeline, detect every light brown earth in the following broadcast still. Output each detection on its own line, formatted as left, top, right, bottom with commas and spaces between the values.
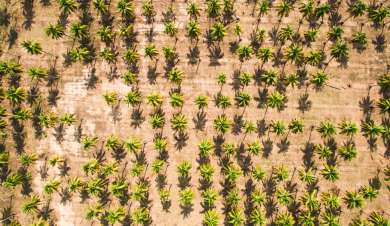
0, 0, 389, 225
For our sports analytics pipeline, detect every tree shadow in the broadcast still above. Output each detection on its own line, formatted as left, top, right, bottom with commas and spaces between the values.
302, 142, 315, 168
47, 88, 60, 106
373, 34, 385, 53
193, 111, 207, 131
208, 45, 223, 66
298, 93, 312, 113
277, 138, 290, 152
7, 26, 18, 48
86, 67, 99, 89
187, 45, 200, 65
147, 64, 159, 84
255, 88, 268, 109
262, 138, 273, 158
53, 124, 64, 143
232, 114, 243, 135
22, 0, 34, 29
256, 119, 268, 137
174, 132, 189, 150
130, 108, 145, 128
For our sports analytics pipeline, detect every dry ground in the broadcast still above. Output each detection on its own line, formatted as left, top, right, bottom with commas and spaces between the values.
0, 0, 389, 225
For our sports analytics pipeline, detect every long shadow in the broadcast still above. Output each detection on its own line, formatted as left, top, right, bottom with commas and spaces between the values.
22, 0, 34, 29
193, 111, 207, 131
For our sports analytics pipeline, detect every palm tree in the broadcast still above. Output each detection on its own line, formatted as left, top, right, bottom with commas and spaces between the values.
206, 0, 221, 18
110, 178, 127, 198
199, 164, 215, 183
339, 120, 358, 137
299, 0, 314, 19
68, 177, 83, 193
203, 209, 219, 226
22, 195, 41, 214
226, 188, 241, 207
144, 43, 158, 59
298, 211, 316, 226
311, 70, 329, 88
361, 120, 384, 139
273, 165, 289, 182
304, 28, 318, 43
224, 164, 241, 183
301, 190, 320, 212
315, 144, 333, 160
69, 47, 90, 62
258, 0, 270, 18
19, 153, 37, 167
105, 207, 125, 225
351, 31, 368, 50
210, 22, 226, 42
344, 191, 364, 209
278, 25, 294, 43
117, 0, 135, 20
213, 114, 231, 134
328, 26, 344, 41
260, 69, 278, 86
338, 142, 357, 161
92, 0, 108, 14
298, 168, 317, 185
43, 179, 61, 195
86, 203, 103, 220
82, 159, 99, 175
0, 151, 9, 167
132, 207, 150, 225
377, 98, 390, 113
348, 0, 366, 19
252, 166, 266, 181
159, 188, 170, 204
217, 72, 227, 87
249, 209, 266, 226
288, 118, 304, 134
222, 142, 236, 157
350, 217, 370, 226
277, 0, 293, 18
194, 95, 208, 110
21, 40, 43, 55
45, 23, 65, 39
235, 92, 251, 109
198, 139, 214, 157
168, 67, 184, 85
124, 48, 139, 65
149, 113, 165, 129
321, 191, 341, 211
270, 120, 286, 136
70, 22, 88, 40
59, 0, 77, 15
3, 172, 23, 188
105, 135, 122, 151
97, 26, 114, 43
243, 120, 256, 135
6, 86, 26, 104
247, 141, 262, 156
276, 187, 292, 206
125, 90, 142, 107
368, 211, 389, 225
100, 48, 116, 63
321, 164, 339, 182
171, 113, 188, 132
151, 159, 165, 175
285, 43, 304, 65
187, 2, 200, 19
256, 47, 273, 64
177, 161, 192, 178
164, 22, 178, 38
216, 94, 231, 109
233, 23, 242, 41
228, 209, 245, 226
170, 92, 184, 108
267, 91, 285, 109
147, 92, 163, 109
103, 91, 119, 107
236, 44, 253, 62
142, 0, 156, 22
28, 67, 48, 83
314, 2, 331, 20
81, 136, 98, 151
330, 40, 349, 62
305, 50, 322, 66
274, 212, 295, 226
124, 137, 142, 154
201, 187, 217, 207
187, 20, 201, 40
317, 121, 337, 138
368, 5, 389, 26
321, 211, 340, 226
162, 46, 177, 63
360, 185, 379, 201
119, 24, 135, 39
179, 188, 194, 207
86, 178, 105, 196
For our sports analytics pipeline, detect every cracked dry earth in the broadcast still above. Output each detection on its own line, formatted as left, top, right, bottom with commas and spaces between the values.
0, 0, 390, 225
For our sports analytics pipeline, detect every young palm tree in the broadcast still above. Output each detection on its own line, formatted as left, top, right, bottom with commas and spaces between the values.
187, 2, 200, 19
124, 137, 142, 154
278, 25, 294, 43
170, 92, 184, 108
321, 211, 340, 226
252, 166, 266, 181
110, 178, 127, 198
361, 120, 384, 139
216, 94, 231, 109
132, 207, 150, 225
186, 20, 201, 40
199, 163, 215, 183
162, 46, 177, 63
311, 70, 329, 88
298, 211, 316, 226
377, 98, 390, 113
224, 164, 241, 183
43, 179, 61, 195
258, 0, 270, 18
314, 2, 331, 20
260, 69, 278, 86
305, 50, 322, 66
368, 5, 389, 26
125, 90, 142, 107
222, 142, 236, 157
97, 26, 114, 43
22, 195, 41, 214
59, 0, 77, 14
328, 26, 344, 41
99, 48, 116, 63
351, 31, 368, 50
266, 91, 285, 109
226, 188, 241, 207
288, 118, 304, 134
105, 207, 125, 225
164, 22, 178, 38
210, 22, 226, 42
217, 72, 227, 87
105, 135, 122, 151
348, 0, 366, 19
321, 164, 339, 182
233, 23, 242, 41
86, 203, 103, 220
228, 209, 245, 226
270, 120, 286, 136
236, 44, 253, 62
317, 121, 337, 138
299, 0, 314, 19
82, 159, 99, 175
213, 114, 231, 134
206, 0, 222, 18
19, 153, 38, 168
177, 161, 192, 178
330, 40, 349, 61
203, 209, 219, 226
68, 177, 84, 193
235, 92, 251, 109
256, 47, 273, 64
301, 190, 320, 212
142, 0, 156, 22
70, 22, 88, 40
273, 165, 289, 182
198, 139, 214, 157
86, 178, 105, 196
304, 28, 318, 43
277, 0, 293, 18
6, 86, 26, 104
45, 23, 65, 39
285, 43, 304, 65
243, 120, 256, 135
338, 142, 357, 161
360, 185, 378, 201
27, 66, 48, 83
149, 113, 165, 129
124, 48, 139, 65
247, 141, 262, 156
298, 168, 317, 185
103, 91, 119, 107
194, 95, 208, 110
201, 187, 218, 207
171, 113, 188, 132
60, 113, 76, 126
250, 209, 266, 226
21, 40, 43, 55
81, 136, 98, 151
92, 0, 108, 14
147, 92, 163, 109
274, 212, 295, 226
344, 191, 364, 209
276, 187, 292, 206
179, 187, 194, 207
368, 211, 389, 225
350, 217, 369, 226
151, 159, 165, 174
3, 172, 23, 188
69, 47, 90, 62
144, 43, 158, 59
168, 67, 184, 85
117, 0, 135, 20
315, 144, 333, 160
